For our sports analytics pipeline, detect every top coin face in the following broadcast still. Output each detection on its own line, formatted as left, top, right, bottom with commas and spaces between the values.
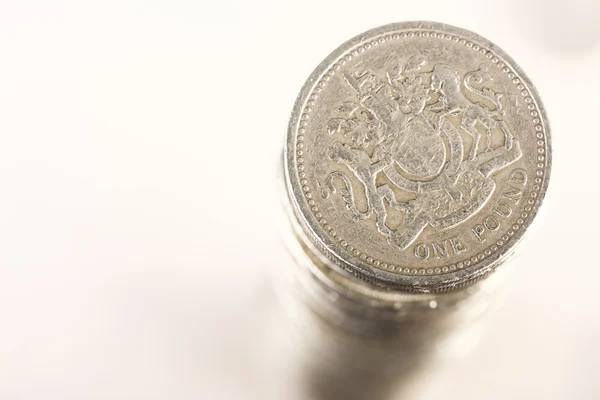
284, 22, 551, 292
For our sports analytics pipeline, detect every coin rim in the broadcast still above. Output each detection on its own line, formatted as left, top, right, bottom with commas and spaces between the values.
284, 21, 552, 292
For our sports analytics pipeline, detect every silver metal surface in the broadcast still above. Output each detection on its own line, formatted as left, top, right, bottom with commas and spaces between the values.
269, 182, 516, 399
276, 21, 551, 400
284, 21, 551, 292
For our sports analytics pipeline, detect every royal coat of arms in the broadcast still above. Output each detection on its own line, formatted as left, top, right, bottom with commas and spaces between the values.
322, 56, 523, 250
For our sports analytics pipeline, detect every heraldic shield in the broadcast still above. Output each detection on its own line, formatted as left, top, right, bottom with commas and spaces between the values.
323, 56, 523, 250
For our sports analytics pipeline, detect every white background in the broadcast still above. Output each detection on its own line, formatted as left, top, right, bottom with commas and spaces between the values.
0, 1, 599, 399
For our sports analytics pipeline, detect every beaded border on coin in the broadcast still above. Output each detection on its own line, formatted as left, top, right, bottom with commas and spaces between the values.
284, 21, 551, 293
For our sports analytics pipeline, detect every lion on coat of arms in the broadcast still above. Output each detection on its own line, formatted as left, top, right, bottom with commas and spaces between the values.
322, 56, 522, 250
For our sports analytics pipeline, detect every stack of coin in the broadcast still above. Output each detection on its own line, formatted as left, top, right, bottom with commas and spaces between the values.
277, 21, 551, 400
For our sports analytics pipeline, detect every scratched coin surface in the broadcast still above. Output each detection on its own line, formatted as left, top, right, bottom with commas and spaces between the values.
284, 22, 551, 292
